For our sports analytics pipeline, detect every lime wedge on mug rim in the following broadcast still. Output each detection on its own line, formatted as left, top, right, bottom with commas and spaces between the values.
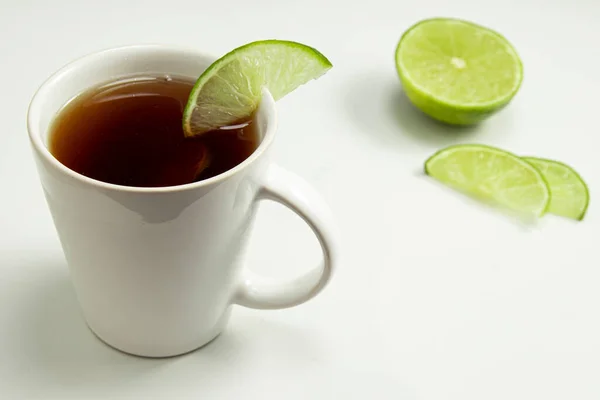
183, 40, 332, 137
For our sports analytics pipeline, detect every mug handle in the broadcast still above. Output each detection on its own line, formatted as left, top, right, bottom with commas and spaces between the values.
235, 164, 339, 310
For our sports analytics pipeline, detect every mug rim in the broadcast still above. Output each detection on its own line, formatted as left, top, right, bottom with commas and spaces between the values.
26, 44, 277, 194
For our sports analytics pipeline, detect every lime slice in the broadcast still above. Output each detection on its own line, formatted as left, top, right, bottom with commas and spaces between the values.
183, 40, 332, 136
425, 144, 550, 216
395, 18, 523, 125
523, 157, 589, 220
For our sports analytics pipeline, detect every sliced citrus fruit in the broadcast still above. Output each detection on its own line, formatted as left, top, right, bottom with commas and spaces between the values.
425, 144, 550, 216
395, 18, 523, 125
183, 40, 332, 137
523, 157, 589, 220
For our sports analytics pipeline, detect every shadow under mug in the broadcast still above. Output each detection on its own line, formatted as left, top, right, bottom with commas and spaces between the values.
27, 45, 339, 358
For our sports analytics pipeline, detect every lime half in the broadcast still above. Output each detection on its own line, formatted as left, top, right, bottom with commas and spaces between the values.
425, 144, 550, 216
395, 18, 523, 125
183, 40, 332, 137
523, 157, 589, 220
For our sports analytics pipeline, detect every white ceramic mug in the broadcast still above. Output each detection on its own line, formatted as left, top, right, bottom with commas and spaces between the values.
27, 45, 338, 358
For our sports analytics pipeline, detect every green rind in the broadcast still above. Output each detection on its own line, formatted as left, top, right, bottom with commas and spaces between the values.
425, 144, 551, 216
183, 40, 332, 136
522, 157, 590, 220
395, 18, 523, 125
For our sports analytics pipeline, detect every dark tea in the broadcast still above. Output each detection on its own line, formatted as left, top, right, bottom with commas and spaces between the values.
49, 76, 259, 187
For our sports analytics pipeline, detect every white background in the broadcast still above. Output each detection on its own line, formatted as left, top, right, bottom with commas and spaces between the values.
1, 0, 599, 398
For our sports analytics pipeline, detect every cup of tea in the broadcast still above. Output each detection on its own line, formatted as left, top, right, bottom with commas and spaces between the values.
27, 45, 338, 358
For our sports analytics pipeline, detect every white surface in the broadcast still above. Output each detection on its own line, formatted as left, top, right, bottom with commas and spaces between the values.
1, 0, 598, 398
